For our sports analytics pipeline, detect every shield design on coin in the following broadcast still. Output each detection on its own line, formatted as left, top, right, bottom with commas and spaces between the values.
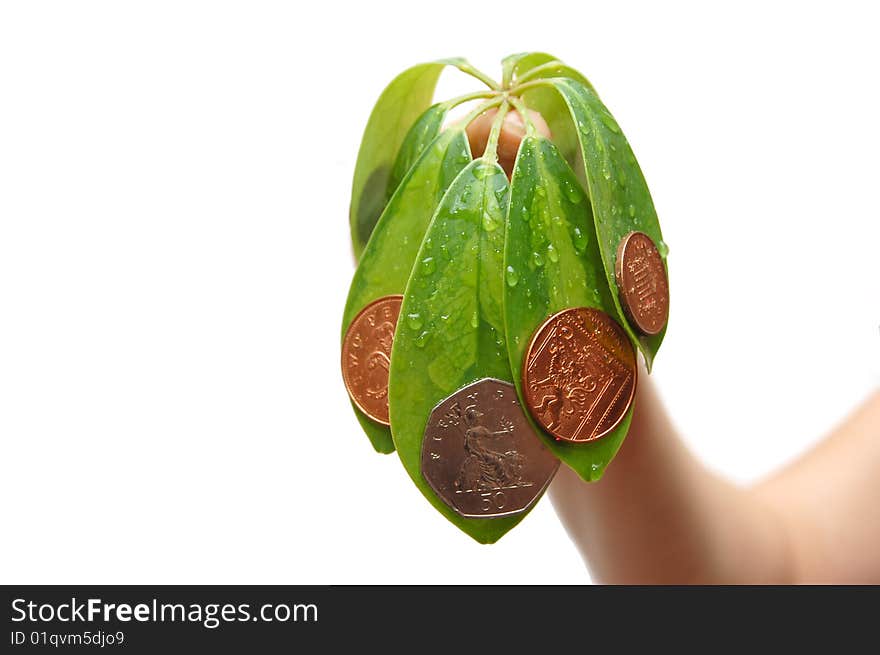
523, 307, 637, 443
421, 378, 559, 519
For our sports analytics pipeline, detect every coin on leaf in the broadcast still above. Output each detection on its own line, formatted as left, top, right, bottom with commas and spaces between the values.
421, 378, 558, 518
523, 307, 637, 443
341, 295, 403, 426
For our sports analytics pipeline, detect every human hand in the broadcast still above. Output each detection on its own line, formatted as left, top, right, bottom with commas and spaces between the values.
548, 366, 880, 584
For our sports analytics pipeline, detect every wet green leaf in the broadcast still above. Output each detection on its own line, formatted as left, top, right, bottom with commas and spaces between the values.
504, 136, 633, 481
343, 128, 472, 453
549, 79, 668, 369
387, 103, 448, 199
388, 160, 532, 543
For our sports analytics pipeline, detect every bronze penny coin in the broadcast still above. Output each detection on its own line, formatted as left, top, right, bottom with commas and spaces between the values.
421, 378, 559, 519
615, 231, 669, 336
522, 307, 637, 443
341, 295, 403, 426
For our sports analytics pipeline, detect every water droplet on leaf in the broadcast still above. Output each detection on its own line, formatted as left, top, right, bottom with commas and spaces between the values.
482, 211, 500, 232
600, 112, 620, 133
506, 265, 519, 287
563, 181, 582, 204
572, 227, 588, 252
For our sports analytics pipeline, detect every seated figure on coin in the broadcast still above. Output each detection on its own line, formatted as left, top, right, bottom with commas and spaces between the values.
454, 406, 527, 493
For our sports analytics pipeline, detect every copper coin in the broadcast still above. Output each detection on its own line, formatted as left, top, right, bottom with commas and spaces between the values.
522, 307, 637, 443
421, 378, 559, 519
341, 295, 403, 426
615, 231, 669, 336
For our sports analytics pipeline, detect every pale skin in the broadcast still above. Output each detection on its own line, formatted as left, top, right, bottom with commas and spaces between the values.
470, 110, 880, 583
550, 366, 880, 584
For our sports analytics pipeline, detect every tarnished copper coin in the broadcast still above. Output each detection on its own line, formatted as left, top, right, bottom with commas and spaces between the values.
522, 307, 637, 443
421, 378, 559, 519
615, 231, 669, 336
341, 295, 403, 426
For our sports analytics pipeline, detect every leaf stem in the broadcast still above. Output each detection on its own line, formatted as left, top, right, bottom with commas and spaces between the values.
508, 79, 557, 97
513, 60, 564, 85
460, 97, 503, 127
443, 90, 501, 110
454, 62, 502, 90
501, 56, 522, 90
482, 101, 510, 165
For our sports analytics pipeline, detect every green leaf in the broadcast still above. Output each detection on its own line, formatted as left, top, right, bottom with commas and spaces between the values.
388, 159, 533, 543
501, 52, 535, 88
548, 79, 668, 369
387, 103, 448, 200
343, 128, 473, 453
350, 58, 501, 258
504, 136, 633, 481
507, 52, 556, 80
349, 62, 447, 259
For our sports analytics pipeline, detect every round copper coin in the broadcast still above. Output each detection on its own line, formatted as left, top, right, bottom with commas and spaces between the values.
341, 295, 403, 426
615, 231, 669, 336
421, 378, 559, 518
522, 307, 637, 443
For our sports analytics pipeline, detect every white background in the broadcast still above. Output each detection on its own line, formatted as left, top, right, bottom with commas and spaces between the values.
1, 1, 877, 584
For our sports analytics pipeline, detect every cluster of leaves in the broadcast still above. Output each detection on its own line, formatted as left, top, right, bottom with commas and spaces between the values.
342, 54, 667, 542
